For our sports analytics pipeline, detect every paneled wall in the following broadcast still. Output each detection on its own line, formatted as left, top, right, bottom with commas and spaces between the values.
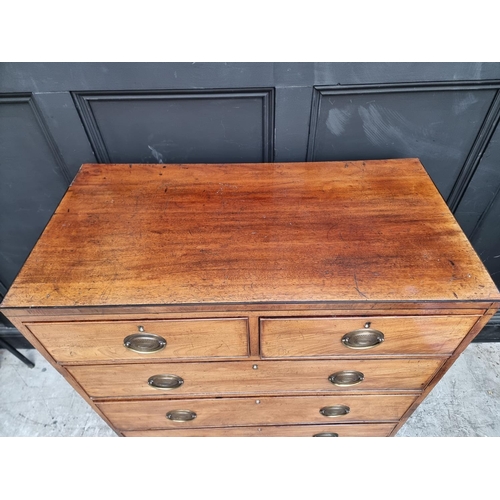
1, 63, 499, 344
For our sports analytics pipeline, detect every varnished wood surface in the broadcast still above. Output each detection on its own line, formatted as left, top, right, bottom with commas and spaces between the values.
98, 394, 416, 430
26, 318, 249, 363
123, 423, 396, 437
69, 358, 442, 399
2, 160, 499, 309
261, 315, 480, 358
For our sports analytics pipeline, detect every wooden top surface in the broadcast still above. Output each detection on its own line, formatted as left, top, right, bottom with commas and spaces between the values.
2, 159, 499, 308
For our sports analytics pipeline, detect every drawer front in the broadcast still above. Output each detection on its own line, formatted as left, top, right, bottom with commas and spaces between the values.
71, 358, 443, 399
26, 318, 249, 363
123, 423, 396, 437
260, 315, 479, 358
97, 395, 416, 430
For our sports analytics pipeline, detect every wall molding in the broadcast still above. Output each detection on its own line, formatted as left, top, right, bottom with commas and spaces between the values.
0, 94, 72, 186
307, 81, 500, 210
465, 110, 500, 241
448, 91, 500, 212
72, 89, 275, 163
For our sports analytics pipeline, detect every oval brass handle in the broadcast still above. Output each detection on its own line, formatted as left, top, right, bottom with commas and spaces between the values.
123, 333, 167, 353
341, 328, 384, 349
328, 370, 364, 387
313, 432, 339, 437
319, 405, 350, 417
166, 409, 197, 422
148, 374, 184, 390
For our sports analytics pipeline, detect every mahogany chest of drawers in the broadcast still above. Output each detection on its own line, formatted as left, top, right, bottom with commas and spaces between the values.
2, 159, 499, 437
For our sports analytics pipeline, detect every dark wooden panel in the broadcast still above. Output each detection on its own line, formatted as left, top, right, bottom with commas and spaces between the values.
470, 191, 500, 288
0, 95, 70, 289
308, 85, 496, 199
34, 92, 97, 177
454, 115, 500, 295
447, 92, 500, 213
73, 90, 274, 164
455, 119, 500, 239
455, 119, 500, 342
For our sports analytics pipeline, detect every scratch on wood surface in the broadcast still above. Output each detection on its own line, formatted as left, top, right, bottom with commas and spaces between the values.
353, 273, 368, 299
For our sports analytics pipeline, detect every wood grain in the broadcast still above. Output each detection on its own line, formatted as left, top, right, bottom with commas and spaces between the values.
69, 358, 443, 399
260, 315, 479, 358
26, 318, 249, 363
2, 160, 499, 308
123, 423, 396, 437
97, 394, 417, 430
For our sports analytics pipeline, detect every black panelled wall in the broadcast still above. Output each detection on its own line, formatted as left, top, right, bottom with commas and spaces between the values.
1, 63, 500, 346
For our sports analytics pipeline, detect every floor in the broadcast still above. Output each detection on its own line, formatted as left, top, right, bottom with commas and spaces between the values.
1, 344, 499, 437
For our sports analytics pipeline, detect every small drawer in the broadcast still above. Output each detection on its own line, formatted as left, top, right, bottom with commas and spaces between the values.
69, 358, 443, 399
123, 423, 396, 437
260, 315, 479, 358
26, 318, 249, 363
97, 394, 416, 430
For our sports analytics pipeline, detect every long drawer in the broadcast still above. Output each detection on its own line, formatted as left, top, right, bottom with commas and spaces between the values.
123, 423, 396, 437
97, 395, 416, 430
26, 318, 249, 363
260, 315, 479, 358
71, 358, 443, 399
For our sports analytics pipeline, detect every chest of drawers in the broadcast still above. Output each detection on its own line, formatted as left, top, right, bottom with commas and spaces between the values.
1, 159, 498, 437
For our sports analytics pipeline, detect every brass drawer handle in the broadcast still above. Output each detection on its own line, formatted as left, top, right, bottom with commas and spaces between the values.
166, 409, 197, 422
319, 405, 350, 417
313, 432, 339, 437
329, 370, 364, 386
148, 374, 184, 390
341, 328, 384, 349
123, 333, 167, 353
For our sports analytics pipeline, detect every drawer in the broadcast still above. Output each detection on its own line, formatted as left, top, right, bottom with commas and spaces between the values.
71, 358, 443, 399
26, 318, 249, 363
97, 394, 416, 430
123, 423, 396, 437
260, 315, 479, 358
